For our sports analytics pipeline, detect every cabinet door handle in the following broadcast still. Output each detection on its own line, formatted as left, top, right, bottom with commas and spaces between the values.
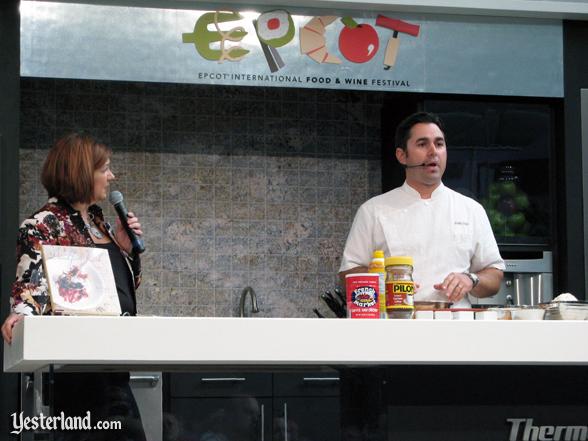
129, 374, 160, 387
260, 403, 265, 441
303, 377, 340, 382
283, 402, 288, 441
200, 377, 246, 382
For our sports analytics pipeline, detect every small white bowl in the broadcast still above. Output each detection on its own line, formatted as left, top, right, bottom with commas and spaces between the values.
414, 310, 434, 320
434, 310, 453, 320
452, 310, 475, 321
475, 310, 498, 320
511, 307, 545, 320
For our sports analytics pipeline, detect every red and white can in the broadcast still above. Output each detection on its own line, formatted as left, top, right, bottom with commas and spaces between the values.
345, 273, 381, 319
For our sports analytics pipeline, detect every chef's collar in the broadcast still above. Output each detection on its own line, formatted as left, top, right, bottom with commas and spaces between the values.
401, 181, 446, 200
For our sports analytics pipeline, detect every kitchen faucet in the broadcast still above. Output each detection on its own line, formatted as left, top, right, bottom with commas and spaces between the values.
239, 287, 260, 317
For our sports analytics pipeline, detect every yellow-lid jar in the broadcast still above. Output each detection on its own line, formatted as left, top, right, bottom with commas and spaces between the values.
384, 256, 415, 319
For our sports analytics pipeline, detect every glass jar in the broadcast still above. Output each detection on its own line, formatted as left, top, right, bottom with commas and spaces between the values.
385, 256, 415, 319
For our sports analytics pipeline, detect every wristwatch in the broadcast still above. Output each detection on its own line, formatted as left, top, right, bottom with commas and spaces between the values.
463, 271, 480, 288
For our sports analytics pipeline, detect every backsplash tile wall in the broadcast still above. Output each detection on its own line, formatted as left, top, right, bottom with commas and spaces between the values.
19, 78, 383, 317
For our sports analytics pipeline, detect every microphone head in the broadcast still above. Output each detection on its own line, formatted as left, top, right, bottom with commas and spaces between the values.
109, 190, 124, 205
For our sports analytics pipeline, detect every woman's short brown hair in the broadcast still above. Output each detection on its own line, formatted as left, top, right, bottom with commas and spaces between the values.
41, 132, 112, 204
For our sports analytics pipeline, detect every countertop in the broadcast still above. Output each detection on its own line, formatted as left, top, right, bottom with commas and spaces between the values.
4, 316, 588, 372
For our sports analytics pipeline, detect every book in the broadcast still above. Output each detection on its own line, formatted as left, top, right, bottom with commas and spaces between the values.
41, 245, 121, 316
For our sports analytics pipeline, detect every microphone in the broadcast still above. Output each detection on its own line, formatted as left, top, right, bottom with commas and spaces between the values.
109, 191, 145, 255
403, 162, 427, 168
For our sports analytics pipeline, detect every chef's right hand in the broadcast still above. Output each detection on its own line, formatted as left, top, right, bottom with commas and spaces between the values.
1, 313, 24, 344
434, 272, 473, 302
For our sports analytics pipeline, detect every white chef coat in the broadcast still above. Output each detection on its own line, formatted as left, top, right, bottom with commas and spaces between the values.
339, 182, 505, 307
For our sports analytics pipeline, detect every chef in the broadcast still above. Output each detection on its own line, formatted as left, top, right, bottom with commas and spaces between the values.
339, 112, 505, 307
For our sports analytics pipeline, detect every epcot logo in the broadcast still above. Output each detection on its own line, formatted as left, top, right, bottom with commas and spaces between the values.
183, 10, 420, 73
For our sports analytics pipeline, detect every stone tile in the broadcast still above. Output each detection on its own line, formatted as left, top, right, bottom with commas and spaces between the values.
183, 305, 215, 317
231, 203, 250, 220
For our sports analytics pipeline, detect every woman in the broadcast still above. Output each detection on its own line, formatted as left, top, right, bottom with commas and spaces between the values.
1, 132, 146, 440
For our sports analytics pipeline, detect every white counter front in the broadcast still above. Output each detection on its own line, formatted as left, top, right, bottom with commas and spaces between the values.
4, 316, 588, 372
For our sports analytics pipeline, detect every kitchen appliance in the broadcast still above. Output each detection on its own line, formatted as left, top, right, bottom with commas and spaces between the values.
471, 251, 553, 306
426, 100, 555, 248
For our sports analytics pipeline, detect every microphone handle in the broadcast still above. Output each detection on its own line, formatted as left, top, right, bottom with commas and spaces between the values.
126, 224, 146, 255
114, 203, 146, 254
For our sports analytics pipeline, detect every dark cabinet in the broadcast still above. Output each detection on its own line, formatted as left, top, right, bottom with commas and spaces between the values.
273, 372, 340, 441
168, 373, 272, 441
170, 372, 272, 398
166, 371, 340, 441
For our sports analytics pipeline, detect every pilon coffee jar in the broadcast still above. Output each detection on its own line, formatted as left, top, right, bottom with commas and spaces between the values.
385, 256, 415, 319
345, 273, 381, 319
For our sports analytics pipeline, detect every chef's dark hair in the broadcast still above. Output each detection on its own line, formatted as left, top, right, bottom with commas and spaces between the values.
395, 112, 445, 152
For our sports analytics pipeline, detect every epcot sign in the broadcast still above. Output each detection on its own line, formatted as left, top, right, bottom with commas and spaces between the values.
182, 10, 420, 73
20, 2, 564, 96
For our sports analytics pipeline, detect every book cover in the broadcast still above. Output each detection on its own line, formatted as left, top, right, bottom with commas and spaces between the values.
41, 245, 121, 316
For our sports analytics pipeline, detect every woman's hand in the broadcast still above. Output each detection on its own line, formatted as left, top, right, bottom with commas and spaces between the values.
115, 212, 143, 255
1, 313, 24, 344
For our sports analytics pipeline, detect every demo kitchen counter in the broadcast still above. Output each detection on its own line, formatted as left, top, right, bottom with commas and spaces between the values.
4, 316, 588, 372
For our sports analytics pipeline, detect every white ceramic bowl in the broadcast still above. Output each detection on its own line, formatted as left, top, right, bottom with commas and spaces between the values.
511, 307, 545, 320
